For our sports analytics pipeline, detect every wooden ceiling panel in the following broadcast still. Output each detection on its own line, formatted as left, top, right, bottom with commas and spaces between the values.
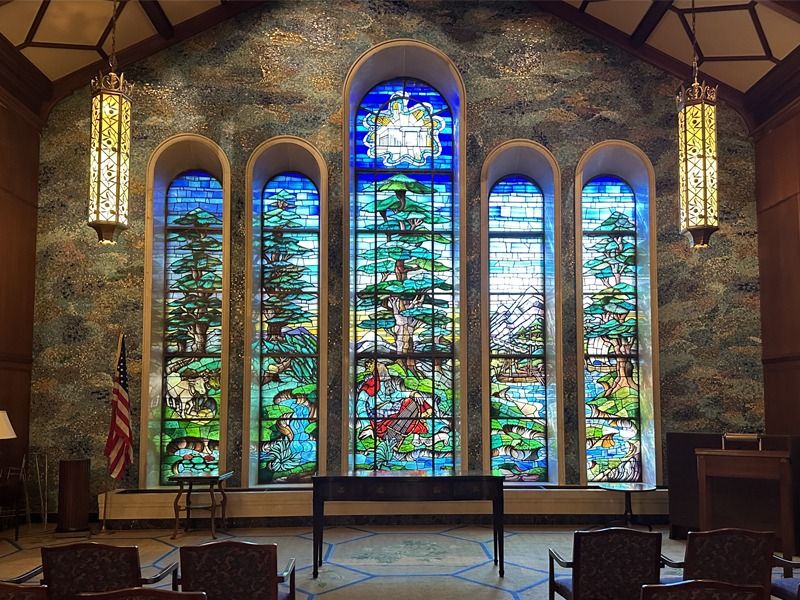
695, 9, 766, 57
0, 1, 42, 46
673, 0, 751, 7
101, 1, 156, 56
158, 0, 220, 26
586, 0, 651, 35
700, 58, 774, 91
20, 46, 100, 80
756, 3, 800, 60
33, 0, 112, 46
647, 9, 696, 64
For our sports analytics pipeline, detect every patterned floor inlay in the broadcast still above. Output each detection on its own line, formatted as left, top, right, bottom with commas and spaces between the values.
0, 524, 714, 600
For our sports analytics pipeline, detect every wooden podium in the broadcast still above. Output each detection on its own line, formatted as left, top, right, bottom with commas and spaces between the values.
697, 448, 794, 568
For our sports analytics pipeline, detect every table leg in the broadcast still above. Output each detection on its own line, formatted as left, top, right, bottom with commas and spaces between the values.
219, 481, 228, 531
209, 485, 217, 539
494, 484, 504, 577
171, 482, 184, 540
185, 482, 193, 532
313, 487, 322, 578
624, 491, 633, 527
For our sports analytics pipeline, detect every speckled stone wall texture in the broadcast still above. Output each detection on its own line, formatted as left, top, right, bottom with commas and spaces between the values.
31, 0, 762, 505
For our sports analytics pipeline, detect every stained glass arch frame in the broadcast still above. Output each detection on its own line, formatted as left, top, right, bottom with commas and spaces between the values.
575, 139, 662, 486
244, 136, 328, 486
480, 139, 564, 483
142, 133, 232, 488
343, 40, 467, 474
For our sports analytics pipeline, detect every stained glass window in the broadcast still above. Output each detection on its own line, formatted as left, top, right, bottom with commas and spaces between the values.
581, 175, 641, 482
161, 170, 223, 485
352, 77, 457, 475
255, 172, 320, 483
488, 176, 548, 481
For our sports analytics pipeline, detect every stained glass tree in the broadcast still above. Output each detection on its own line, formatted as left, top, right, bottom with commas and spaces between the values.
352, 78, 457, 474
488, 176, 548, 481
161, 171, 224, 485
257, 173, 319, 483
581, 176, 642, 482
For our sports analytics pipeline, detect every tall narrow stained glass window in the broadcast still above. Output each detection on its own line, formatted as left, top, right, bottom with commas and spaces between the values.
488, 176, 548, 481
581, 175, 642, 482
255, 172, 320, 483
161, 170, 223, 485
352, 77, 457, 474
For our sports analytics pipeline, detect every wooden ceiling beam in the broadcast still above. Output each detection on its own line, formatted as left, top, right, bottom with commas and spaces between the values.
631, 0, 674, 49
0, 32, 51, 117
139, 0, 174, 40
47, 0, 267, 113
759, 1, 800, 24
533, 1, 751, 129
746, 44, 800, 127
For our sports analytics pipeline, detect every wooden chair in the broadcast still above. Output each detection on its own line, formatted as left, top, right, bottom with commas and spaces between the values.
41, 543, 177, 600
770, 555, 800, 599
661, 529, 774, 600
548, 527, 662, 600
78, 590, 206, 600
177, 541, 295, 600
0, 582, 48, 600
641, 579, 763, 599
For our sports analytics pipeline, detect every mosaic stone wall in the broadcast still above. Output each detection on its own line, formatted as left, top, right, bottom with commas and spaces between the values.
31, 0, 762, 504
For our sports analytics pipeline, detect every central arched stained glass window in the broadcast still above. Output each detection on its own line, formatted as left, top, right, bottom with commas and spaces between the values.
161, 170, 223, 485
581, 175, 642, 482
352, 77, 456, 474
256, 172, 320, 483
488, 176, 549, 481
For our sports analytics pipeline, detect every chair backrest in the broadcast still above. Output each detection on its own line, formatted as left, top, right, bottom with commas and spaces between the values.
572, 527, 662, 600
641, 579, 763, 600
0, 582, 48, 600
41, 543, 142, 600
78, 589, 206, 600
179, 541, 279, 600
682, 529, 774, 598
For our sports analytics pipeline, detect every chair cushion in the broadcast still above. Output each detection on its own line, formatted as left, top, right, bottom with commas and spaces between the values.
660, 575, 683, 585
553, 576, 573, 599
772, 577, 800, 600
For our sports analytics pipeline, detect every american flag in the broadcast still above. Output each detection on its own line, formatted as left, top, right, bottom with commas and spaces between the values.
104, 333, 133, 480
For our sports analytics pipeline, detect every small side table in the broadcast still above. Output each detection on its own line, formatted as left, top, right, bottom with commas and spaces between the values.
169, 471, 233, 539
598, 482, 656, 529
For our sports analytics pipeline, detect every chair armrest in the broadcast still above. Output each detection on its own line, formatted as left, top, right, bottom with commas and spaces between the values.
278, 558, 295, 600
773, 555, 800, 569
2, 565, 42, 584
660, 554, 684, 569
140, 561, 178, 585
548, 548, 573, 569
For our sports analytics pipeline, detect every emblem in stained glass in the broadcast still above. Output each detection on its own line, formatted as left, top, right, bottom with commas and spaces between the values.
581, 175, 641, 482
353, 78, 457, 475
161, 171, 224, 485
256, 172, 320, 483
488, 176, 548, 481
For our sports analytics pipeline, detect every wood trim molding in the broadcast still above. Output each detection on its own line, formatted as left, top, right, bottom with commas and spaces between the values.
631, 0, 674, 49
746, 45, 800, 129
0, 33, 51, 118
140, 1, 174, 40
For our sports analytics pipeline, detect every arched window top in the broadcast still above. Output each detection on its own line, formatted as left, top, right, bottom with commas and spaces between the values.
581, 175, 636, 234
355, 78, 453, 171
488, 175, 544, 232
166, 170, 224, 226
261, 172, 320, 229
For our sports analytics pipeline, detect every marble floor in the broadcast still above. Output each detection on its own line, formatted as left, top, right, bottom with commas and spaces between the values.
0, 522, 760, 599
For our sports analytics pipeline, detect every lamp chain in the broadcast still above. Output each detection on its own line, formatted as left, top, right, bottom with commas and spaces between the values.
110, 0, 118, 72
691, 0, 698, 83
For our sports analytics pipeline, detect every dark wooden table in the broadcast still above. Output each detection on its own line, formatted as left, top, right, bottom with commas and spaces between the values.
169, 471, 233, 539
312, 473, 505, 578
597, 481, 657, 529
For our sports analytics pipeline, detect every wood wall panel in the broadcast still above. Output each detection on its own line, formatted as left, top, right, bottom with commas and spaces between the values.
757, 105, 800, 435
0, 105, 39, 203
758, 193, 800, 360
764, 360, 800, 435
0, 100, 39, 470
